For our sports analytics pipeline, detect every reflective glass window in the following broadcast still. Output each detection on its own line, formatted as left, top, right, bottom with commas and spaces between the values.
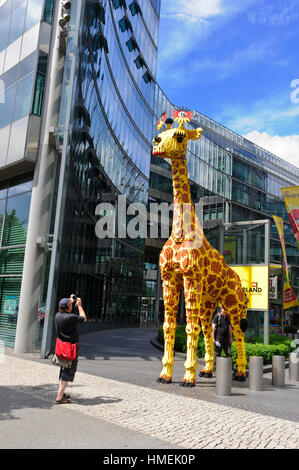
8, 180, 33, 196
13, 72, 34, 121
43, 0, 54, 24
0, 124, 10, 166
8, 1, 26, 44
0, 84, 16, 128
2, 192, 31, 246
129, 1, 142, 16
25, 0, 43, 31
0, 15, 10, 52
18, 51, 36, 79
1, 63, 18, 90
0, 0, 12, 20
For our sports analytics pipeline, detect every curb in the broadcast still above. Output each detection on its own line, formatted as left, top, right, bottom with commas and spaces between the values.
151, 337, 289, 374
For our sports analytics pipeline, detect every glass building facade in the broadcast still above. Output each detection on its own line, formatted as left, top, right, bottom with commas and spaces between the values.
45, 0, 161, 338
0, 0, 54, 348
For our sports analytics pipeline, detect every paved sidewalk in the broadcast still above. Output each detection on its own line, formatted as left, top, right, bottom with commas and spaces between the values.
1, 328, 299, 449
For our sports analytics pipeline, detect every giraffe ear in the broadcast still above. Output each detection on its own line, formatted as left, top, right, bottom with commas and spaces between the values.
187, 127, 203, 141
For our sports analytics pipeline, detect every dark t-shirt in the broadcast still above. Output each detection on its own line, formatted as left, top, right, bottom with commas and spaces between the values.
212, 313, 231, 341
55, 311, 85, 344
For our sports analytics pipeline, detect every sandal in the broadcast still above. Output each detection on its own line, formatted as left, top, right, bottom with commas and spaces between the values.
63, 393, 71, 399
54, 397, 71, 405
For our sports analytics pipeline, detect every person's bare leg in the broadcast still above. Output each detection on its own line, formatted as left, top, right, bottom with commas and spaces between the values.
56, 380, 68, 401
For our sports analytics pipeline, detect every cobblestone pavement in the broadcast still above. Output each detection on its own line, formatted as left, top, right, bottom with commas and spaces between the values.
1, 354, 298, 449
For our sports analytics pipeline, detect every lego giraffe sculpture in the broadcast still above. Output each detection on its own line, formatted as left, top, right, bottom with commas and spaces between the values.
154, 110, 248, 387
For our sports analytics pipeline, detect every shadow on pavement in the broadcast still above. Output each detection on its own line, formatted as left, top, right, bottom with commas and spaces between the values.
0, 384, 122, 421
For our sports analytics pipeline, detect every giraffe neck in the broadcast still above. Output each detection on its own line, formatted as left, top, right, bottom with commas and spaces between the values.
171, 157, 192, 204
171, 157, 194, 241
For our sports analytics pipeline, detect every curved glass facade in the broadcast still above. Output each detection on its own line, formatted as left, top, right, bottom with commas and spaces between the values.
55, 0, 160, 325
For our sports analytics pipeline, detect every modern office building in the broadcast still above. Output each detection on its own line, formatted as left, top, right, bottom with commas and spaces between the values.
0, 0, 161, 354
0, 0, 298, 354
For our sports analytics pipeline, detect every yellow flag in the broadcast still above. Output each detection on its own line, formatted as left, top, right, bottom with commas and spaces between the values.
281, 186, 299, 250
272, 215, 299, 309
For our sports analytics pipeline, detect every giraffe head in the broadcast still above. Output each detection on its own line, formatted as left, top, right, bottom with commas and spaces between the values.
152, 110, 203, 160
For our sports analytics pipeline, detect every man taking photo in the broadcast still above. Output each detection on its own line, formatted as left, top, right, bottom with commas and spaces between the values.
54, 294, 86, 404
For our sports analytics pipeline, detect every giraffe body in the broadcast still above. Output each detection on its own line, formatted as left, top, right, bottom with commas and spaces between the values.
153, 112, 248, 386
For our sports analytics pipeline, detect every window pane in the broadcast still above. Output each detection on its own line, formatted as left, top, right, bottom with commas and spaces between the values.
13, 72, 34, 121
32, 72, 45, 116
0, 124, 10, 167
18, 51, 36, 79
9, 1, 26, 44
0, 15, 10, 53
2, 63, 18, 89
0, 84, 16, 128
25, 0, 43, 31
0, 247, 25, 274
7, 180, 33, 197
2, 192, 31, 246
43, 0, 54, 24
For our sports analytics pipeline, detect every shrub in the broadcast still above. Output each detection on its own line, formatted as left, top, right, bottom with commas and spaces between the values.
157, 326, 293, 368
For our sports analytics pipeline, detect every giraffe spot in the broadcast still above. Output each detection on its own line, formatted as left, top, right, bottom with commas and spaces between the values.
204, 257, 210, 267
228, 269, 236, 279
211, 261, 221, 274
220, 288, 229, 296
216, 278, 222, 288
237, 287, 244, 302
207, 274, 216, 284
230, 307, 239, 316
227, 281, 236, 290
224, 294, 237, 309
164, 247, 173, 260
205, 301, 214, 309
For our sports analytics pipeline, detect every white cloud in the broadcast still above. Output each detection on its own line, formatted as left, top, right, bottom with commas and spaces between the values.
162, 0, 223, 23
217, 94, 299, 136
157, 0, 261, 76
244, 131, 299, 168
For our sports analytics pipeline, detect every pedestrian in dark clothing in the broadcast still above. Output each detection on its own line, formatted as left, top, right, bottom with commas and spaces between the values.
54, 294, 86, 404
212, 306, 232, 371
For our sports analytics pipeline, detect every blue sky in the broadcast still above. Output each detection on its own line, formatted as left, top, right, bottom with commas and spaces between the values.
156, 0, 299, 167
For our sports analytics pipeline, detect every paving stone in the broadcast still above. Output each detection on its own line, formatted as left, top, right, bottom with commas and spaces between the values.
1, 354, 299, 449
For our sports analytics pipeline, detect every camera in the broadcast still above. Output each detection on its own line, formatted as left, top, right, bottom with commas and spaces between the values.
71, 294, 78, 301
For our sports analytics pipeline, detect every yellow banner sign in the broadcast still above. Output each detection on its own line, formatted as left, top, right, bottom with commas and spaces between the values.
231, 265, 269, 310
281, 186, 299, 250
273, 215, 299, 310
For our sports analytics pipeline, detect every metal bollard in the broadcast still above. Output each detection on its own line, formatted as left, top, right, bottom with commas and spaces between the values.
289, 351, 299, 382
249, 356, 263, 391
272, 355, 285, 387
215, 357, 232, 396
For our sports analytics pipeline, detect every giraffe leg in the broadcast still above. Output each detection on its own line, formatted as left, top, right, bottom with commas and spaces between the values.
198, 307, 215, 378
228, 305, 247, 381
157, 274, 180, 384
181, 275, 202, 387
